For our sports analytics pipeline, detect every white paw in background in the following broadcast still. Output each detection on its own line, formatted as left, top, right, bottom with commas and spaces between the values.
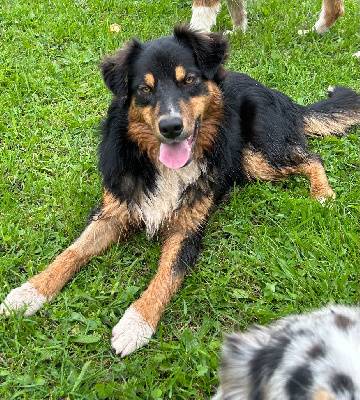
111, 306, 154, 357
0, 282, 47, 316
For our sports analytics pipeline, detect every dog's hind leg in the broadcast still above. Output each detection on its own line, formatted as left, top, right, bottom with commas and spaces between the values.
299, 154, 335, 203
0, 191, 138, 316
225, 0, 247, 32
314, 0, 344, 34
298, 0, 344, 34
111, 196, 213, 357
190, 0, 222, 32
242, 147, 335, 203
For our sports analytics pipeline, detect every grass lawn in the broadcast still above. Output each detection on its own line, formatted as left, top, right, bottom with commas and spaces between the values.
0, 0, 359, 398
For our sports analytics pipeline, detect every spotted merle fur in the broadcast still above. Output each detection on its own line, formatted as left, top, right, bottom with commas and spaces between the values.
213, 305, 360, 400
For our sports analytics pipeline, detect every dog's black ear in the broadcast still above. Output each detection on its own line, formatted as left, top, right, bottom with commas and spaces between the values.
101, 38, 143, 105
173, 25, 228, 80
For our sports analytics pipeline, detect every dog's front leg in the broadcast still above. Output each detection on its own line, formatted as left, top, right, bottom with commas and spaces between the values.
111, 196, 213, 357
0, 191, 138, 316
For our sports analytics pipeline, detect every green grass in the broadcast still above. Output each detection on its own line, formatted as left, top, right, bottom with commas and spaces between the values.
0, 0, 359, 398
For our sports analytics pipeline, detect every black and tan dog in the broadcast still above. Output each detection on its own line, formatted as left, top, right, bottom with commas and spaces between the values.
1, 26, 359, 357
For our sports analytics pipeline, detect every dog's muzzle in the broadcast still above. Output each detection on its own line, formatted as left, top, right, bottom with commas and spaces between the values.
158, 118, 200, 169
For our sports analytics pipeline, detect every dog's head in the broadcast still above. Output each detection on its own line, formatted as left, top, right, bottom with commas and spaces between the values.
101, 26, 228, 169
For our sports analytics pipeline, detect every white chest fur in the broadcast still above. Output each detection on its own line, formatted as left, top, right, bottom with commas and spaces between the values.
131, 161, 206, 237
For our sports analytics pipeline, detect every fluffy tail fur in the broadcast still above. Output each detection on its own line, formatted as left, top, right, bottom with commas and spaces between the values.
303, 86, 360, 136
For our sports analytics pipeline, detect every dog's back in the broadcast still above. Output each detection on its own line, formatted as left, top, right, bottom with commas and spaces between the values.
214, 305, 360, 400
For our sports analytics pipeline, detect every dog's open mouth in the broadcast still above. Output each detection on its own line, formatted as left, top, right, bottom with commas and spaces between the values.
159, 119, 200, 169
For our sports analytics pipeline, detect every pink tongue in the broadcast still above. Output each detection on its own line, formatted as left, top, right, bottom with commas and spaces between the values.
159, 141, 191, 169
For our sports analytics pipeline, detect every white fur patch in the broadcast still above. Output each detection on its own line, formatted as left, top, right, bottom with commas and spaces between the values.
211, 389, 223, 400
327, 85, 334, 94
190, 5, 221, 32
0, 282, 48, 316
131, 161, 206, 238
111, 306, 154, 357
314, 8, 329, 34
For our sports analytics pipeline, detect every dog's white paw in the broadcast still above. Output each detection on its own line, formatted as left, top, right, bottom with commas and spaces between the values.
314, 19, 329, 34
111, 306, 154, 357
0, 282, 47, 316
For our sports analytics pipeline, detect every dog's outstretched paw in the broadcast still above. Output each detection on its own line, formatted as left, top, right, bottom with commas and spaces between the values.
315, 188, 336, 206
111, 306, 154, 357
0, 282, 47, 316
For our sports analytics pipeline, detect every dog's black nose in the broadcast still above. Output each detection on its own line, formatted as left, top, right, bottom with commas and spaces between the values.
159, 117, 184, 139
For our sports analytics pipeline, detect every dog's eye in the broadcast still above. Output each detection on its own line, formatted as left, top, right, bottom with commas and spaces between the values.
140, 86, 151, 93
184, 76, 195, 84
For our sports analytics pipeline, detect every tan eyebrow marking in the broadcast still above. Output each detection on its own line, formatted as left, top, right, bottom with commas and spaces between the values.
175, 66, 186, 82
144, 73, 155, 88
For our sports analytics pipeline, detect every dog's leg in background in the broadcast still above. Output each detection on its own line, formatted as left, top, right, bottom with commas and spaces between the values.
299, 0, 344, 34
190, 0, 222, 32
111, 196, 213, 357
0, 191, 137, 316
190, 0, 248, 33
314, 0, 344, 34
225, 0, 247, 32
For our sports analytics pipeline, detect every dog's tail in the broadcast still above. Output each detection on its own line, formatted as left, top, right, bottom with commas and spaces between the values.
303, 86, 360, 136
